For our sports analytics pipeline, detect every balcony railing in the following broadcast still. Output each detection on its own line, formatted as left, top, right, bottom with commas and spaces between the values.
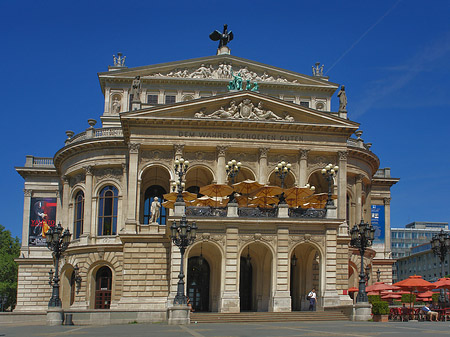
24, 156, 55, 168
65, 127, 123, 145
185, 206, 326, 218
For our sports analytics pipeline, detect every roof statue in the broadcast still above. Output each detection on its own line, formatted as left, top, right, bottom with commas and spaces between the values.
210, 24, 234, 54
337, 85, 347, 112
312, 62, 324, 77
113, 52, 126, 67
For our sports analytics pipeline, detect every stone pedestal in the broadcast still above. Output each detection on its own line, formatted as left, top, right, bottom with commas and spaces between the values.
325, 206, 337, 219
47, 307, 64, 326
353, 302, 372, 321
322, 290, 341, 307
174, 202, 185, 217
277, 204, 289, 218
227, 203, 238, 217
271, 291, 291, 312
167, 305, 190, 325
217, 46, 231, 55
219, 293, 240, 313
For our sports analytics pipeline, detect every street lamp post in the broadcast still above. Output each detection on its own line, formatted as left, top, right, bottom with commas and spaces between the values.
376, 269, 381, 282
174, 157, 189, 202
45, 223, 71, 308
274, 161, 291, 204
226, 159, 241, 203
170, 215, 197, 305
321, 164, 339, 207
350, 220, 375, 303
431, 229, 450, 303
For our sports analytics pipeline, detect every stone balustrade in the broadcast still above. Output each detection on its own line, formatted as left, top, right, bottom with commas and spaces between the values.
65, 127, 123, 145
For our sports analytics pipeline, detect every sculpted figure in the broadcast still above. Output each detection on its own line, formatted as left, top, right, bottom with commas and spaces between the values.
112, 97, 121, 113
130, 76, 141, 101
337, 85, 347, 111
254, 102, 282, 120
190, 64, 210, 78
150, 197, 161, 223
209, 106, 233, 118
195, 107, 207, 118
251, 82, 259, 91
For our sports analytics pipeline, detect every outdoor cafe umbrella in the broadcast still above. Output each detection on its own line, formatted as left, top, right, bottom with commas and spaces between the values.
284, 186, 315, 208
416, 291, 434, 299
193, 196, 229, 208
366, 282, 400, 294
232, 179, 263, 196
249, 196, 279, 209
381, 293, 402, 300
163, 191, 197, 202
305, 193, 337, 209
162, 200, 175, 209
393, 275, 435, 309
250, 185, 283, 198
199, 184, 234, 199
433, 277, 450, 290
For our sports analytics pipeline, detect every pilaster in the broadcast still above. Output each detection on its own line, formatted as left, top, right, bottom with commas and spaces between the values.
298, 149, 309, 187
84, 166, 93, 237
258, 148, 269, 184
21, 189, 32, 253
355, 175, 363, 224
126, 143, 140, 232
384, 197, 392, 259
322, 226, 340, 307
220, 226, 240, 313
272, 227, 291, 312
216, 146, 228, 185
337, 151, 347, 220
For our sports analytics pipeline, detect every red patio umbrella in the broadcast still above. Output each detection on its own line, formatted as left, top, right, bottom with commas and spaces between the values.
348, 287, 358, 293
393, 275, 434, 309
433, 277, 450, 290
366, 282, 400, 294
416, 291, 434, 298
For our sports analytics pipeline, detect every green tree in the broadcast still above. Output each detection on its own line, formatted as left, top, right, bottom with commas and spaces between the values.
0, 225, 20, 311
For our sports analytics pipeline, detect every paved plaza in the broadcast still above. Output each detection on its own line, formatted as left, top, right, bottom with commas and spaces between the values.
1, 321, 450, 337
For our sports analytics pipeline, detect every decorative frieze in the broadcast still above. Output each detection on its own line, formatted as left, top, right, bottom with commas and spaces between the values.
216, 145, 228, 157
94, 168, 123, 184
70, 173, 86, 187
173, 144, 184, 157
238, 233, 277, 247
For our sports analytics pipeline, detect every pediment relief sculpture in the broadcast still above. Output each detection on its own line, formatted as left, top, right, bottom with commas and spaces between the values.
194, 99, 294, 122
146, 63, 298, 84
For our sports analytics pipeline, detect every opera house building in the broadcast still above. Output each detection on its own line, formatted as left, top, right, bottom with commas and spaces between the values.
14, 44, 398, 323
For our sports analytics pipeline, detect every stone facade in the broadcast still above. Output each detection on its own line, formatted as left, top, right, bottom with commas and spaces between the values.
15, 53, 398, 321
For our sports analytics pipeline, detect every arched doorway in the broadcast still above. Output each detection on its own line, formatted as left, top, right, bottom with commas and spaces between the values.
187, 256, 210, 312
95, 266, 112, 309
143, 185, 167, 225
239, 243, 272, 312
290, 244, 321, 311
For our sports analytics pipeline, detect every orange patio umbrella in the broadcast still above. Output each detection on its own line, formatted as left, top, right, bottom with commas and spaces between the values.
366, 282, 400, 294
416, 291, 434, 298
283, 186, 314, 208
347, 287, 358, 293
393, 275, 435, 309
433, 277, 450, 290
163, 191, 197, 202
249, 196, 279, 209
250, 185, 283, 198
199, 184, 234, 199
232, 180, 263, 196
381, 293, 402, 300
305, 193, 337, 209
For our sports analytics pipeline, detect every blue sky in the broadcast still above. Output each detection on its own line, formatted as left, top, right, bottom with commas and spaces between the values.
1, 0, 449, 239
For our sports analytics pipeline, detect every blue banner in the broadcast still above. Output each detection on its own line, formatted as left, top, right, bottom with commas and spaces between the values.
371, 205, 385, 244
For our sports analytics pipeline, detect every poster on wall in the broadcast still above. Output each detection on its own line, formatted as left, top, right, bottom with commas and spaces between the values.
29, 197, 57, 246
371, 205, 385, 244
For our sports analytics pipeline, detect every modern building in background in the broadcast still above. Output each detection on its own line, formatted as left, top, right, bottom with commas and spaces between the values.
391, 222, 449, 282
14, 38, 398, 323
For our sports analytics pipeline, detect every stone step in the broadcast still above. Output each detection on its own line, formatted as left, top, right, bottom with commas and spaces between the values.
190, 310, 350, 323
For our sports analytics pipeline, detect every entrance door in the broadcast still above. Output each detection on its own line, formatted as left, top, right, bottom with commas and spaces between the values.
187, 256, 210, 312
95, 266, 112, 309
240, 257, 253, 311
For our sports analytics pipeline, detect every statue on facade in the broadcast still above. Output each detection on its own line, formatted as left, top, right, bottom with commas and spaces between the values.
337, 85, 347, 111
150, 197, 161, 223
111, 97, 121, 113
209, 24, 234, 49
312, 62, 324, 77
254, 102, 282, 120
131, 76, 141, 102
113, 52, 126, 67
228, 71, 243, 90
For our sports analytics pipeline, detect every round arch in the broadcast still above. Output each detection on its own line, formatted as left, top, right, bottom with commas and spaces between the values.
86, 260, 118, 310
233, 167, 256, 184
268, 170, 296, 188
307, 170, 328, 194
139, 164, 172, 193
60, 263, 76, 310
185, 165, 215, 190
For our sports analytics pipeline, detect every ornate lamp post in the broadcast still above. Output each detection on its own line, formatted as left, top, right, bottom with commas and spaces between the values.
274, 161, 291, 203
174, 157, 189, 202
45, 223, 71, 307
431, 229, 450, 303
350, 220, 375, 303
226, 159, 241, 203
376, 269, 381, 282
170, 215, 197, 305
364, 265, 371, 285
321, 164, 339, 207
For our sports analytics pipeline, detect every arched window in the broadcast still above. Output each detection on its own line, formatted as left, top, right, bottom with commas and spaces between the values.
143, 185, 166, 225
73, 191, 84, 239
98, 186, 118, 236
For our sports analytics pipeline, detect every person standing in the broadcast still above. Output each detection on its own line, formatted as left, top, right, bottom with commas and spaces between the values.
307, 288, 317, 311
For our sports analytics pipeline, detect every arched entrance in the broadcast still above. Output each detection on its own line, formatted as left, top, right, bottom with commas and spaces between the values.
187, 256, 210, 312
187, 242, 222, 312
239, 243, 272, 312
290, 243, 321, 311
95, 266, 112, 309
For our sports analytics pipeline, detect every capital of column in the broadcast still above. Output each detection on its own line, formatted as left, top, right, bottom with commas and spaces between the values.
299, 149, 309, 160
129, 143, 141, 154
173, 144, 185, 157
338, 150, 348, 160
384, 197, 391, 205
23, 189, 32, 197
259, 147, 270, 159
217, 145, 228, 157
356, 174, 363, 183
121, 162, 128, 173
84, 165, 93, 175
61, 175, 70, 184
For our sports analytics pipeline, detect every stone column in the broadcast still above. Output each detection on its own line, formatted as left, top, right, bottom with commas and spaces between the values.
355, 175, 363, 224
120, 163, 128, 231
298, 149, 309, 186
220, 226, 240, 313
216, 146, 228, 184
83, 166, 93, 237
322, 226, 340, 307
384, 198, 392, 259
62, 176, 70, 228
258, 148, 269, 184
21, 189, 32, 253
337, 151, 348, 220
272, 228, 291, 312
126, 143, 140, 232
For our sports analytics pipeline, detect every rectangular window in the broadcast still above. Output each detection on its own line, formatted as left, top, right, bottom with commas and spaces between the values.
147, 94, 158, 104
165, 95, 176, 104
300, 101, 309, 108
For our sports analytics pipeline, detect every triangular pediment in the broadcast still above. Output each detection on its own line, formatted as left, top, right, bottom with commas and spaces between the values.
120, 91, 358, 139
99, 55, 338, 92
